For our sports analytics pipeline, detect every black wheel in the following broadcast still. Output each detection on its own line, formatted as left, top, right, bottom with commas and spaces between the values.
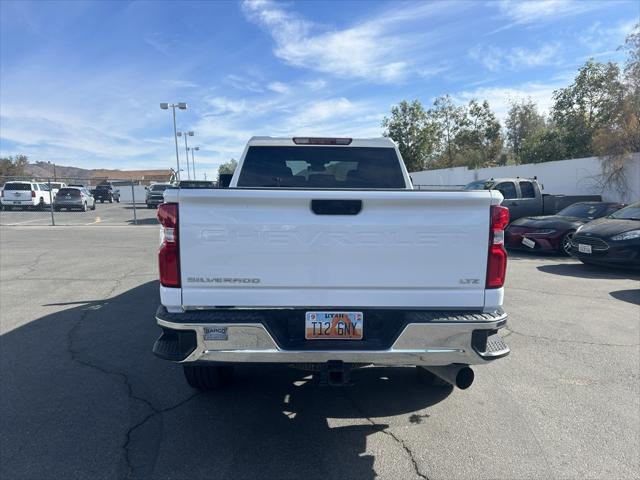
109, 196, 113, 203
561, 231, 575, 256
147, 204, 153, 209
38, 198, 46, 210
183, 365, 234, 390
54, 207, 60, 212
100, 199, 104, 203
82, 202, 87, 212
115, 197, 120, 203
91, 203, 96, 210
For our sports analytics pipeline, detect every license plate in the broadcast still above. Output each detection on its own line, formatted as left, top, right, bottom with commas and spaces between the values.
305, 311, 363, 340
578, 244, 592, 254
13, 201, 21, 205
522, 237, 536, 249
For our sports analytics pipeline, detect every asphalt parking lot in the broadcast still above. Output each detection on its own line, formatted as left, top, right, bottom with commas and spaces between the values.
0, 202, 159, 226
1, 226, 638, 480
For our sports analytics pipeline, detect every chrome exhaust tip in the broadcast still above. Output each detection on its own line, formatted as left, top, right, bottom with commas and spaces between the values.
422, 365, 475, 389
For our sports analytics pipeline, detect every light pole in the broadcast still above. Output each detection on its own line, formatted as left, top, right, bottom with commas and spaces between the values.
160, 102, 187, 182
190, 146, 200, 180
177, 131, 194, 180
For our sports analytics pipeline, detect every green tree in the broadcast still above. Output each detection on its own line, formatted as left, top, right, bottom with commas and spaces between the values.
0, 155, 29, 181
217, 158, 237, 180
551, 59, 624, 158
590, 24, 640, 201
520, 127, 567, 164
453, 100, 502, 168
428, 95, 467, 167
505, 98, 546, 163
381, 100, 436, 171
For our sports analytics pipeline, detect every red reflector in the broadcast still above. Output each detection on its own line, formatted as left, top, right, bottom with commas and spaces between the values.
31, 190, 36, 198
487, 244, 507, 288
157, 203, 180, 287
486, 205, 509, 289
292, 137, 352, 145
491, 205, 509, 230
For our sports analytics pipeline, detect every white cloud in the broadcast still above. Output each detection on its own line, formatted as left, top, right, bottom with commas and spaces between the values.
205, 97, 250, 115
241, 0, 456, 83
578, 19, 637, 51
495, 0, 609, 28
267, 81, 291, 94
302, 79, 327, 91
453, 80, 566, 121
470, 43, 561, 71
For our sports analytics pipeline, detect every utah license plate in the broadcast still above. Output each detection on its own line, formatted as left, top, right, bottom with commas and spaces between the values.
522, 237, 536, 249
578, 244, 592, 254
305, 311, 363, 340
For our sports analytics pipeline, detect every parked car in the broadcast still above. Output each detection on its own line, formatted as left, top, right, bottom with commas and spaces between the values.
153, 136, 511, 392
145, 183, 174, 208
569, 201, 640, 269
0, 181, 53, 210
464, 178, 602, 221
92, 184, 120, 203
505, 202, 626, 255
54, 187, 96, 211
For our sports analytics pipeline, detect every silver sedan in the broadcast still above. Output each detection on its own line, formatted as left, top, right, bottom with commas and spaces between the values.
54, 187, 96, 211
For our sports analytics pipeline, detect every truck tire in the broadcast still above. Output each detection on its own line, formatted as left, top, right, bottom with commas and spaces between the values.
109, 196, 113, 203
183, 365, 234, 390
115, 197, 120, 203
38, 198, 45, 210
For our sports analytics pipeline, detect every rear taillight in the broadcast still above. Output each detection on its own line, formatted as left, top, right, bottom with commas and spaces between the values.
1, 190, 3, 197
157, 203, 180, 287
31, 190, 36, 198
486, 205, 509, 289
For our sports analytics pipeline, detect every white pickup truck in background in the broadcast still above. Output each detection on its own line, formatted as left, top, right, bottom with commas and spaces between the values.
153, 137, 510, 390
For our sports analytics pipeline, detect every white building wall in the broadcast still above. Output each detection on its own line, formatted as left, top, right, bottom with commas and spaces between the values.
410, 153, 640, 203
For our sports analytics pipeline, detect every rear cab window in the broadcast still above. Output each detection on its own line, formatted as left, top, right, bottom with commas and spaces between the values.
495, 182, 517, 199
58, 188, 81, 196
519, 181, 536, 198
3, 183, 32, 191
237, 146, 406, 188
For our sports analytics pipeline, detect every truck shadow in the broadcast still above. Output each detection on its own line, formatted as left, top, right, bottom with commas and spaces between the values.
1, 281, 450, 480
537, 263, 640, 280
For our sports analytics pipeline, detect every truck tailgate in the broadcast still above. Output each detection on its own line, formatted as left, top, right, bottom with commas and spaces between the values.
177, 189, 495, 309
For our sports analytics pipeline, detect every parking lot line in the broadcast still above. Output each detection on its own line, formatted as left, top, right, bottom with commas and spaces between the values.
85, 216, 103, 225
0, 216, 53, 226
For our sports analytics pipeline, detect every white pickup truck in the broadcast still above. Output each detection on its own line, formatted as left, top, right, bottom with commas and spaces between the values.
153, 137, 510, 390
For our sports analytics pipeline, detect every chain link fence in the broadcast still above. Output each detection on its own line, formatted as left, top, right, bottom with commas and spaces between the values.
0, 176, 161, 226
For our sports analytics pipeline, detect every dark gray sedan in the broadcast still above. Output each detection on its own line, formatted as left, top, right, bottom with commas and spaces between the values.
54, 187, 96, 211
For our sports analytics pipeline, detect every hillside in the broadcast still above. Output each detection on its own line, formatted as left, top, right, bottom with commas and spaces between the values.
25, 162, 92, 179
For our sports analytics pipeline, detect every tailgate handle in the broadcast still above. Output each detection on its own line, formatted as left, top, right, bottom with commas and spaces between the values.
311, 199, 362, 215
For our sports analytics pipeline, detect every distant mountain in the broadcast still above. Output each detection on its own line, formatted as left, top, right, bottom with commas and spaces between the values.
25, 162, 92, 180
21, 162, 173, 184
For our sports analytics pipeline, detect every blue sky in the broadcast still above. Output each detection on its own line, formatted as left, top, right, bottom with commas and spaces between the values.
0, 0, 637, 179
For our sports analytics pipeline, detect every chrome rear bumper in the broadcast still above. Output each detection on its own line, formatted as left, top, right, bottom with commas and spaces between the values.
154, 307, 509, 367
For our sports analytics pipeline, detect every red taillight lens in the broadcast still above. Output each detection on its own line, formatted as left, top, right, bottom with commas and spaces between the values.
157, 203, 180, 287
487, 205, 509, 288
31, 190, 36, 198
